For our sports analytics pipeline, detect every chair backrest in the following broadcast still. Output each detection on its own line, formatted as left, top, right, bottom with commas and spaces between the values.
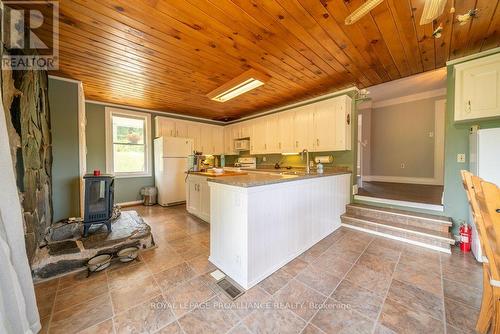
471, 173, 500, 280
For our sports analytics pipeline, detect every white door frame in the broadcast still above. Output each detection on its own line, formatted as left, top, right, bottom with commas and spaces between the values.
77, 82, 86, 216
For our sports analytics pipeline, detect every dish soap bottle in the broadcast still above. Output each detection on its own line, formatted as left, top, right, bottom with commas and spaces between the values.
317, 162, 324, 174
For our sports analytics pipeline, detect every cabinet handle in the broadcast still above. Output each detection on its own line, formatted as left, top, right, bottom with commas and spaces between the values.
295, 141, 298, 148
176, 130, 179, 136
317, 138, 320, 146
170, 130, 173, 136
264, 143, 267, 150
466, 100, 471, 113
279, 142, 282, 149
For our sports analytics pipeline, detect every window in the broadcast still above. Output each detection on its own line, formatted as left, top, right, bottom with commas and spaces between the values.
105, 107, 152, 177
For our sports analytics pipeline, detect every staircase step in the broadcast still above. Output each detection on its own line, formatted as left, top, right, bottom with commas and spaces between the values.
340, 214, 454, 253
346, 203, 452, 233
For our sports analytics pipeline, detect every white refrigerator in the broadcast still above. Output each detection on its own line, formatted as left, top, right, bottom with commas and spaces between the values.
154, 137, 193, 206
469, 128, 500, 261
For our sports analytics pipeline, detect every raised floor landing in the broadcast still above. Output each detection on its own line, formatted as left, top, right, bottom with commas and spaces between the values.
358, 181, 444, 206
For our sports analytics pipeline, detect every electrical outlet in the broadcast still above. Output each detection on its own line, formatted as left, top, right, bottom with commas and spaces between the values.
429, 131, 434, 138
400, 163, 405, 169
457, 153, 466, 163
262, 156, 267, 162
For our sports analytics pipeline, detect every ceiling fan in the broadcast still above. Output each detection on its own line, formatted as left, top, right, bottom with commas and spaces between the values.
344, 0, 452, 26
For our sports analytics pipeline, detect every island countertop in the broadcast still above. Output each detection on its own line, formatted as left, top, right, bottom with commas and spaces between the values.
207, 170, 351, 188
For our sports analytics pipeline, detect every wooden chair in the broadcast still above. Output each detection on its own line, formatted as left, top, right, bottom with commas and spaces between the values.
462, 170, 500, 333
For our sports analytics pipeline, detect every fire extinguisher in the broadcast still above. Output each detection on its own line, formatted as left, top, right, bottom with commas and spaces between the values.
459, 223, 472, 252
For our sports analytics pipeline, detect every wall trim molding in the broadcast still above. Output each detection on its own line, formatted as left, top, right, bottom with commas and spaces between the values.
87, 99, 225, 125
228, 86, 359, 124
354, 195, 444, 212
371, 88, 446, 109
117, 200, 143, 207
48, 75, 82, 84
363, 175, 443, 186
446, 47, 500, 66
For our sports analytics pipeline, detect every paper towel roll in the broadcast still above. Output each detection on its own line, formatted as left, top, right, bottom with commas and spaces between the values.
314, 156, 333, 164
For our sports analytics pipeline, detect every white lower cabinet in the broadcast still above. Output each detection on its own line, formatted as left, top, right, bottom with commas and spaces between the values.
186, 175, 210, 223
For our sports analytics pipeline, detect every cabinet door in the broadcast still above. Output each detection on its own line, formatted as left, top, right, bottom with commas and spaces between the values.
278, 111, 295, 153
187, 123, 201, 152
265, 115, 279, 153
293, 106, 312, 151
224, 125, 235, 155
200, 125, 213, 155
156, 117, 176, 137
186, 179, 200, 215
175, 120, 188, 138
312, 99, 336, 152
240, 122, 251, 138
212, 126, 224, 155
455, 53, 500, 121
251, 118, 267, 154
333, 96, 352, 151
199, 179, 211, 222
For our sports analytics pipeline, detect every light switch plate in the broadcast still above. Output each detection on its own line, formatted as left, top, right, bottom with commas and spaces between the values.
457, 153, 466, 163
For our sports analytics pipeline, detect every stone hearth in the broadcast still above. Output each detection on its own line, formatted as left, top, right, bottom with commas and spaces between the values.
31, 210, 155, 280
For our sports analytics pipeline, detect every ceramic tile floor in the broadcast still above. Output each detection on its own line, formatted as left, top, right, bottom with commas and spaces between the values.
35, 205, 482, 334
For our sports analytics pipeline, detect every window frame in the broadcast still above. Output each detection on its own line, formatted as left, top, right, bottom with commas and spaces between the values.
105, 107, 152, 178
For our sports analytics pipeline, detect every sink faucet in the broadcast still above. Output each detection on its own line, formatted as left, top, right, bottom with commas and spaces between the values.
301, 149, 310, 174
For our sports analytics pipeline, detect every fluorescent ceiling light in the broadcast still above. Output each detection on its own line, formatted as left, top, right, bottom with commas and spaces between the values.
420, 0, 447, 25
207, 69, 271, 103
345, 0, 384, 25
212, 78, 264, 102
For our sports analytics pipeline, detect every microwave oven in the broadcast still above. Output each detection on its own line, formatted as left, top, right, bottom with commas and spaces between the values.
234, 139, 250, 151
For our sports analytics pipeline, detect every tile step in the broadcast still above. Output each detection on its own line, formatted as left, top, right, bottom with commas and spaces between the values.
346, 203, 452, 232
340, 214, 455, 244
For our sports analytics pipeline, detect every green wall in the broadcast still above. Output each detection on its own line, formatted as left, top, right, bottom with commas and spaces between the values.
85, 103, 155, 203
48, 78, 80, 221
444, 52, 500, 234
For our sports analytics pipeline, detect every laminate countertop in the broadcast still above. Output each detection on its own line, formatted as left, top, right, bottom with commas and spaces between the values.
207, 170, 351, 188
187, 170, 248, 177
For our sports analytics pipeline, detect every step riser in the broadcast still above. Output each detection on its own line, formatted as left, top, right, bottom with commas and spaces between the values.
341, 217, 453, 252
346, 206, 449, 233
341, 223, 451, 254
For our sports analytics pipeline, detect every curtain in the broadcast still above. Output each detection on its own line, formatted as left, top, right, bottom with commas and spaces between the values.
0, 86, 41, 333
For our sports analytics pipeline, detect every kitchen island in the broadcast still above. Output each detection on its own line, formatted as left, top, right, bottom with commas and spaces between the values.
208, 171, 351, 290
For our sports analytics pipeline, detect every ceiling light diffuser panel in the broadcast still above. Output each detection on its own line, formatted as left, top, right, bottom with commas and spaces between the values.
207, 69, 271, 102
420, 0, 448, 25
345, 0, 384, 25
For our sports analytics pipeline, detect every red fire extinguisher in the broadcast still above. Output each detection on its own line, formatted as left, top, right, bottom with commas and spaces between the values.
459, 223, 472, 252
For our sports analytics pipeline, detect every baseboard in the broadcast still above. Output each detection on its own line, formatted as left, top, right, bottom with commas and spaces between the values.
354, 195, 444, 212
117, 200, 143, 207
363, 175, 443, 186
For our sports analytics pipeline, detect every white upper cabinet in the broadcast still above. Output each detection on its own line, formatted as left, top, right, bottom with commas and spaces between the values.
312, 99, 336, 152
155, 117, 176, 137
250, 117, 267, 154
223, 125, 236, 155
333, 95, 352, 151
187, 123, 201, 152
277, 111, 295, 153
175, 120, 188, 138
454, 53, 500, 122
293, 105, 312, 151
212, 126, 224, 155
265, 115, 279, 153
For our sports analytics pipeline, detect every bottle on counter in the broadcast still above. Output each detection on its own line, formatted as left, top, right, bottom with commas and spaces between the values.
316, 162, 324, 174
220, 155, 225, 167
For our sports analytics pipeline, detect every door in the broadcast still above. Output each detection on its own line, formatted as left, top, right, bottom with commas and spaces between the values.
357, 113, 363, 188
163, 137, 193, 157
164, 158, 188, 204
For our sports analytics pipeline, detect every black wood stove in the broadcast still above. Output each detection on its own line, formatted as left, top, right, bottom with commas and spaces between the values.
83, 174, 114, 237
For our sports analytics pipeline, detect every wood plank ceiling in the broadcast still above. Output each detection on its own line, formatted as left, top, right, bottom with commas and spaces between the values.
31, 0, 500, 120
